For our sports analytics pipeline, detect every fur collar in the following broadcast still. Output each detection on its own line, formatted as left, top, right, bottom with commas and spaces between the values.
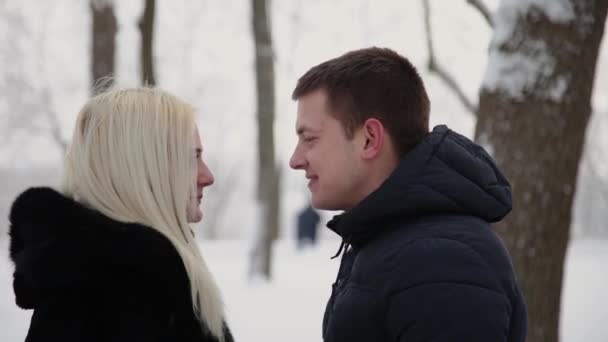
9, 187, 184, 309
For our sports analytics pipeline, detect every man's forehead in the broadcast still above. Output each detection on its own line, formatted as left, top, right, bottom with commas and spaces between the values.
295, 114, 325, 134
294, 90, 333, 134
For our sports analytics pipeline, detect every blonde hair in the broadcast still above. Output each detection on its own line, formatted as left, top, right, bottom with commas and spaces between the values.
63, 87, 225, 340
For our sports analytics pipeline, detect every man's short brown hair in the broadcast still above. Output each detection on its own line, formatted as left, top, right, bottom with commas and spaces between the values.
292, 47, 430, 158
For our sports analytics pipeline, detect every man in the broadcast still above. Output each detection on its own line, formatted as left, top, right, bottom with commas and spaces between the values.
289, 47, 527, 342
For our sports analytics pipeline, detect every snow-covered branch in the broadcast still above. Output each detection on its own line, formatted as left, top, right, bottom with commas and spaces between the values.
466, 0, 494, 27
422, 0, 477, 116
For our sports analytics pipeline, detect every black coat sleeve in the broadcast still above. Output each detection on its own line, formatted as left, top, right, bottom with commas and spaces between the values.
23, 290, 173, 342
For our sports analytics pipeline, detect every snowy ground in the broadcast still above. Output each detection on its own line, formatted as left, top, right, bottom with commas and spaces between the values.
1, 237, 607, 341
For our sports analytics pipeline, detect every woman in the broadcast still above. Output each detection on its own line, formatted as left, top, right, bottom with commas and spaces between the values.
8, 87, 233, 342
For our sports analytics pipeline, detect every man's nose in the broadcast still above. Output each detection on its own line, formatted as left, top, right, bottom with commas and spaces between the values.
289, 148, 306, 170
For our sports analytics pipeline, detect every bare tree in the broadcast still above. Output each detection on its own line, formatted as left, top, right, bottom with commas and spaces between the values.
139, 0, 156, 86
422, 0, 477, 115
91, 0, 117, 94
250, 0, 280, 279
422, 1, 608, 341
476, 3, 607, 341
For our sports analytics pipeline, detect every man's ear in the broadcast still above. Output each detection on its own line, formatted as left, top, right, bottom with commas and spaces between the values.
361, 118, 385, 160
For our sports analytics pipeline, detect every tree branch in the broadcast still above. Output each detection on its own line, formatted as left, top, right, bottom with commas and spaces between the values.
422, 0, 477, 116
466, 0, 494, 27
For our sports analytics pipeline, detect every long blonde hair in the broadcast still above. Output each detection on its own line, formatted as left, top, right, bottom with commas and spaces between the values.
63, 87, 225, 340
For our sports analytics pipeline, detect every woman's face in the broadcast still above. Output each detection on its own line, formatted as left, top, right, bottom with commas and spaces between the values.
187, 127, 214, 223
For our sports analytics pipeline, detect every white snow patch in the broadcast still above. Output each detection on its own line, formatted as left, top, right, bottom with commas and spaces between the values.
482, 49, 553, 100
548, 76, 570, 102
482, 0, 576, 101
493, 0, 576, 45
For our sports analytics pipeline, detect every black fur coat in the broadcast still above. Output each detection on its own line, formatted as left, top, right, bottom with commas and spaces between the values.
8, 187, 233, 342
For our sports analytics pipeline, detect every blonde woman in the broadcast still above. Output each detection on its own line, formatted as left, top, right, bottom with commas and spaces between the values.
8, 87, 233, 342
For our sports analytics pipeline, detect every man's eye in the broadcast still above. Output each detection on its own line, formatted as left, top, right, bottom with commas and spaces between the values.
303, 136, 316, 142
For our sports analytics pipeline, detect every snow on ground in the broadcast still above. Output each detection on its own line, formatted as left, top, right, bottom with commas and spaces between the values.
1, 238, 607, 341
560, 239, 608, 342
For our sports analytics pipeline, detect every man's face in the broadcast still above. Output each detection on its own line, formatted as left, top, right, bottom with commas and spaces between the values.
289, 89, 366, 211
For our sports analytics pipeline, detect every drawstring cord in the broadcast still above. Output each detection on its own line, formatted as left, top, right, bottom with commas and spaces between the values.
331, 240, 346, 259
331, 237, 351, 259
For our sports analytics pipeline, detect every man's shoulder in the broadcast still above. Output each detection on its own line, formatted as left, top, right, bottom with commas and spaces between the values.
362, 214, 493, 256
354, 214, 509, 292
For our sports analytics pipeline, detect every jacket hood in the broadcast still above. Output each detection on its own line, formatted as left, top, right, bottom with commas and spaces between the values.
329, 125, 512, 245
8, 187, 181, 309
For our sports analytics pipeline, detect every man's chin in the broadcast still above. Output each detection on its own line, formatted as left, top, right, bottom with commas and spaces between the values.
311, 197, 340, 211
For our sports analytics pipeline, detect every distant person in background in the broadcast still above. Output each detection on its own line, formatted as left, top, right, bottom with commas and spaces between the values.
296, 204, 320, 249
289, 47, 527, 342
8, 87, 234, 342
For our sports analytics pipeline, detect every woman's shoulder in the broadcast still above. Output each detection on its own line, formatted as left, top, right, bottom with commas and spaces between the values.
9, 187, 188, 298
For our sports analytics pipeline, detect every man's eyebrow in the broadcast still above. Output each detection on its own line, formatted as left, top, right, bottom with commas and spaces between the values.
195, 148, 202, 154
296, 125, 320, 136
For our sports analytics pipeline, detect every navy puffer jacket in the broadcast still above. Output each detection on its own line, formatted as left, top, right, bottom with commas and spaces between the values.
322, 125, 527, 342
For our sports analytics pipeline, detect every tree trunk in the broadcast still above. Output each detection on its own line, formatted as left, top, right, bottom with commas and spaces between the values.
250, 0, 279, 279
138, 0, 156, 86
475, 2, 608, 341
90, 0, 117, 94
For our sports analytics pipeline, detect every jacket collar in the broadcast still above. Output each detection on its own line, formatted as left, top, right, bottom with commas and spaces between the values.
326, 125, 512, 248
